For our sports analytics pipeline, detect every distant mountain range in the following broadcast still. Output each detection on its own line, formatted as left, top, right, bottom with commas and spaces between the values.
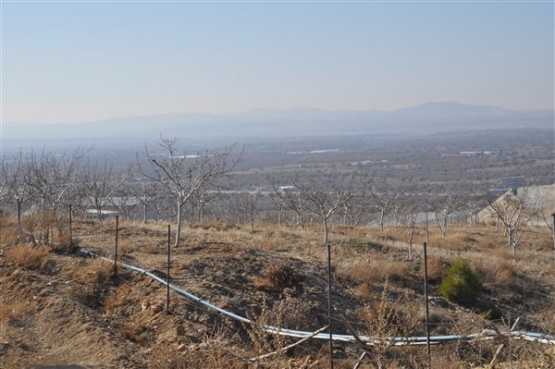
4, 102, 554, 144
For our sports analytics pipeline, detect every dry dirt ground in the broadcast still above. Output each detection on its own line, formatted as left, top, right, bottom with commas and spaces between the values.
1, 218, 554, 368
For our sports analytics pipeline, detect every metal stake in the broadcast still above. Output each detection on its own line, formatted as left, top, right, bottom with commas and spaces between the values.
327, 242, 334, 369
551, 213, 555, 263
114, 215, 119, 277
69, 204, 73, 242
166, 224, 171, 313
423, 242, 431, 367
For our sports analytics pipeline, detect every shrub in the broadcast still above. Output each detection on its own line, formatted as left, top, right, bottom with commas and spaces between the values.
5, 245, 49, 271
439, 259, 481, 304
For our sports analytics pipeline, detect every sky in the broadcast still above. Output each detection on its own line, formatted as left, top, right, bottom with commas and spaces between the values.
1, 1, 554, 124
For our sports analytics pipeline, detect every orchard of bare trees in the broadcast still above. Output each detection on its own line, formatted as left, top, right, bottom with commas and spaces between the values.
1, 137, 552, 258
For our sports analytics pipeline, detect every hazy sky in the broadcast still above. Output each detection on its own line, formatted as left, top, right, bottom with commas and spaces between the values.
2, 1, 554, 124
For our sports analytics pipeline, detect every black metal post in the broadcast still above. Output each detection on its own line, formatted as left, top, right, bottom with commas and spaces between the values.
552, 213, 555, 264
69, 204, 73, 242
425, 212, 429, 245
166, 224, 171, 313
423, 242, 431, 367
327, 242, 334, 369
114, 215, 119, 277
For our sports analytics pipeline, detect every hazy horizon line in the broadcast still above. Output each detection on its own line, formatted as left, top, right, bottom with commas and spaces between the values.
4, 100, 554, 126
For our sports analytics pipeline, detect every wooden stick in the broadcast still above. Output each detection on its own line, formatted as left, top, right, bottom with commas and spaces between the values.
490, 344, 504, 365
511, 317, 521, 331
353, 351, 367, 369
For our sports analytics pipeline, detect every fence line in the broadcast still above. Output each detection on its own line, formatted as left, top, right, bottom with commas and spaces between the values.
97, 255, 555, 347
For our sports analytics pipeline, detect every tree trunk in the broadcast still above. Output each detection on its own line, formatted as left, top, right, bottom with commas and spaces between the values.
440, 217, 447, 237
197, 201, 203, 225
323, 218, 329, 245
95, 199, 104, 228
175, 200, 182, 247
16, 198, 23, 239
298, 211, 305, 229
142, 203, 148, 224
379, 208, 385, 231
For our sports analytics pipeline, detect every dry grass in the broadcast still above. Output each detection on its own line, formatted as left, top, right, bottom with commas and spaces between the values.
0, 216, 19, 245
3, 214, 553, 368
349, 261, 382, 284
494, 262, 516, 288
253, 263, 305, 293
51, 233, 72, 246
72, 258, 114, 285
355, 282, 374, 302
426, 256, 446, 282
4, 245, 49, 271
339, 260, 412, 287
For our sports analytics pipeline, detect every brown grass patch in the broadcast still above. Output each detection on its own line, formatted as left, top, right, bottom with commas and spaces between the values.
355, 283, 374, 302
51, 233, 71, 246
142, 243, 164, 254
0, 218, 19, 244
350, 262, 381, 283
253, 263, 305, 293
339, 260, 412, 286
491, 247, 514, 260
5, 245, 49, 271
387, 260, 412, 282
72, 258, 114, 285
494, 262, 516, 288
426, 256, 446, 282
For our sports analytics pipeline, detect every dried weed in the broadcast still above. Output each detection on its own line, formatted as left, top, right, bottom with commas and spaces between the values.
5, 245, 49, 271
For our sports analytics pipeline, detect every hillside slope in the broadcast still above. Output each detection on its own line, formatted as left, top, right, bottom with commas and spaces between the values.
1, 219, 554, 368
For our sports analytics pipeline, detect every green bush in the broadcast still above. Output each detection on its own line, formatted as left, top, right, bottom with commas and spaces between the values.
439, 259, 481, 304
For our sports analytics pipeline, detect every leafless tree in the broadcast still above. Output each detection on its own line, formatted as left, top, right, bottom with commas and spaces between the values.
0, 160, 9, 206
270, 172, 310, 228
129, 181, 161, 224
189, 186, 221, 225
267, 175, 291, 226
430, 184, 463, 237
137, 136, 239, 247
486, 187, 544, 255
23, 148, 86, 241
347, 192, 372, 237
78, 159, 130, 227
1, 153, 33, 238
398, 199, 421, 260
364, 173, 401, 231
296, 170, 357, 245
230, 191, 260, 231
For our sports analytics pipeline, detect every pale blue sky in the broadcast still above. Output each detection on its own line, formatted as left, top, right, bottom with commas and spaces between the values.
2, 1, 554, 123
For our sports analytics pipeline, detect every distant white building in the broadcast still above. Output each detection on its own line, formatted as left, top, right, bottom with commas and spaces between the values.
85, 209, 120, 219
278, 186, 297, 196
